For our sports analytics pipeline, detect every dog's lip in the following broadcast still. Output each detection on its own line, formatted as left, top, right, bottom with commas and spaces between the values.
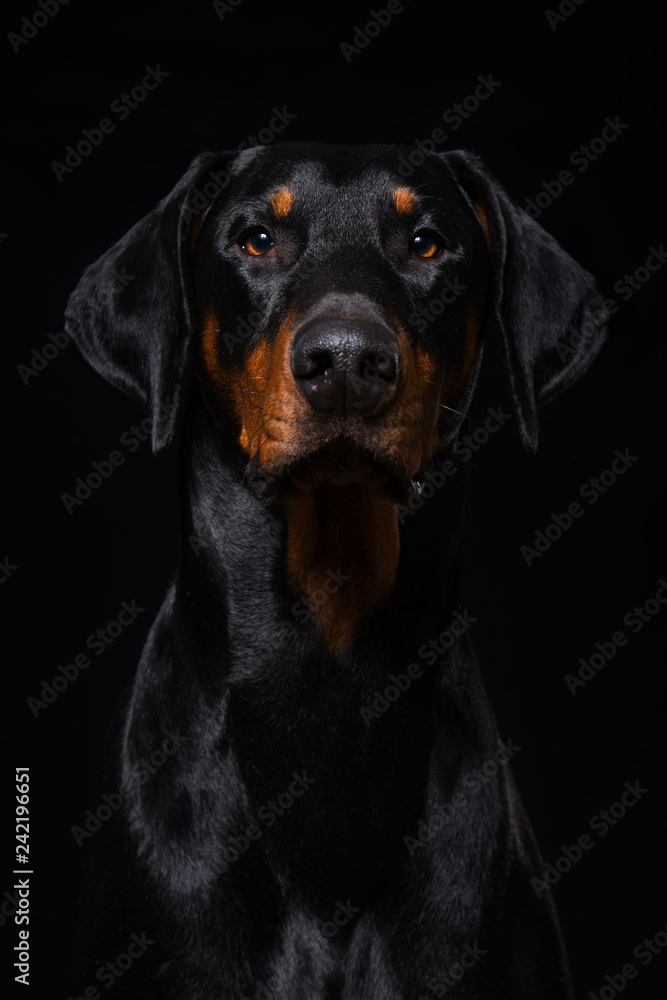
248, 438, 414, 499
289, 441, 392, 489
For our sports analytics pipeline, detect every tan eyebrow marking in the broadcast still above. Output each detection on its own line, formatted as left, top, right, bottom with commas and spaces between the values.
269, 187, 294, 218
392, 185, 418, 214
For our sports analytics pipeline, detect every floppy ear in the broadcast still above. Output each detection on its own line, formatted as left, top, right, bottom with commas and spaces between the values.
442, 150, 608, 453
64, 151, 236, 452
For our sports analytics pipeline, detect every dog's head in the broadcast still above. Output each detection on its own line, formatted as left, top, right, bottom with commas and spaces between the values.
191, 145, 494, 505
66, 144, 607, 648
66, 144, 606, 476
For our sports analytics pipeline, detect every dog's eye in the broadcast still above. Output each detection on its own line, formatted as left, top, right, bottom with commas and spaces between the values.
411, 232, 440, 259
240, 230, 276, 257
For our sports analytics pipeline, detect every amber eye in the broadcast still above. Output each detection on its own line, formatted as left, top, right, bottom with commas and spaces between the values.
241, 230, 275, 256
411, 231, 440, 259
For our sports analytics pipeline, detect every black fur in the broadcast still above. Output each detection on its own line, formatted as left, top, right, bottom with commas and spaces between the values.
66, 143, 606, 999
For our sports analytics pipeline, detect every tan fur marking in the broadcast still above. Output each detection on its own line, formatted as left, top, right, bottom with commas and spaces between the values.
200, 310, 302, 466
235, 313, 301, 464
269, 187, 294, 219
283, 484, 399, 656
202, 310, 223, 383
392, 185, 418, 214
387, 325, 444, 468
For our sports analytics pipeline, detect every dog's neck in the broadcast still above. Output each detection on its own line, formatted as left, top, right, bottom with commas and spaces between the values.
174, 397, 470, 673
280, 482, 400, 656
152, 398, 478, 901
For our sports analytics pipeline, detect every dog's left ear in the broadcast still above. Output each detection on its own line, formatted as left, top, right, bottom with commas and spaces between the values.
442, 150, 608, 453
65, 151, 236, 452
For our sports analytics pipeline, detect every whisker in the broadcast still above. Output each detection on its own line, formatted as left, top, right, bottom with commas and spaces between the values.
436, 402, 466, 417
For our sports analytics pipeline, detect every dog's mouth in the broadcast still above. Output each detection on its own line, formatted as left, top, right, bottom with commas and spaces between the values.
247, 438, 417, 504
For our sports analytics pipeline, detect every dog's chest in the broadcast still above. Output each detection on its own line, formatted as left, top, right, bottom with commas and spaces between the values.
226, 662, 436, 902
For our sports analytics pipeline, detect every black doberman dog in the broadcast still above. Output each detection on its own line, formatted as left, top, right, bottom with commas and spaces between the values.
66, 143, 606, 999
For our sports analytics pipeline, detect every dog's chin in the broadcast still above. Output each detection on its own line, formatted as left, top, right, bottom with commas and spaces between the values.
247, 441, 416, 505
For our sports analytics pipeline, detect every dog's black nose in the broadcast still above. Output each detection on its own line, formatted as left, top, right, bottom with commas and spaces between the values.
291, 319, 399, 413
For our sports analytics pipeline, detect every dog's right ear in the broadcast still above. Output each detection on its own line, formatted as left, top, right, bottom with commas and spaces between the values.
442, 150, 608, 454
65, 151, 237, 452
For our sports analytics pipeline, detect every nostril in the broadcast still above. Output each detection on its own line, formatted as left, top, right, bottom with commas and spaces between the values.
362, 351, 397, 383
294, 350, 334, 380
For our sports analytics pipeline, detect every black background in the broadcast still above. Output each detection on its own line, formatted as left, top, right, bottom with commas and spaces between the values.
2, 1, 666, 997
